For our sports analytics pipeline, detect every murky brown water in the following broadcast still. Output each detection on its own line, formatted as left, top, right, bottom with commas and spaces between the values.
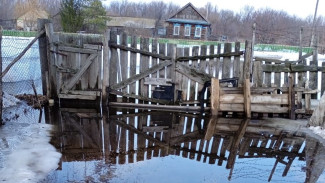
40, 106, 325, 183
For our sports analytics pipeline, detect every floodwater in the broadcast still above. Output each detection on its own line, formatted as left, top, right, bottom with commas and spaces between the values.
36, 106, 325, 183
0, 104, 325, 183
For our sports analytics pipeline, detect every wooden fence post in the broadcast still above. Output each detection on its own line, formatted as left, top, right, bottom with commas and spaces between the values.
102, 29, 110, 103
0, 26, 2, 124
243, 40, 252, 85
310, 37, 318, 99
37, 19, 51, 96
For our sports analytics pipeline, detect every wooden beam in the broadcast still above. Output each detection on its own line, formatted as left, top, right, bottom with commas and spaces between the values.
288, 74, 296, 119
110, 61, 172, 90
220, 94, 288, 105
226, 119, 250, 169
144, 77, 172, 86
262, 64, 325, 73
61, 53, 98, 93
176, 51, 244, 62
211, 78, 220, 116
205, 117, 218, 140
176, 62, 212, 84
109, 102, 210, 113
58, 45, 98, 54
109, 89, 172, 105
244, 79, 251, 118
102, 29, 110, 103
243, 41, 252, 83
109, 42, 171, 60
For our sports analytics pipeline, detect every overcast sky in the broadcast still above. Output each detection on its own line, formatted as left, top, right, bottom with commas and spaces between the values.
102, 0, 324, 19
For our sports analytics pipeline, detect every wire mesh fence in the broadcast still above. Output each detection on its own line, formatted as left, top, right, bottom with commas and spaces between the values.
2, 30, 42, 95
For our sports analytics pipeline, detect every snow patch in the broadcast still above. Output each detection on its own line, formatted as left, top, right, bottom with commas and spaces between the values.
309, 126, 325, 139
2, 92, 20, 108
0, 123, 61, 183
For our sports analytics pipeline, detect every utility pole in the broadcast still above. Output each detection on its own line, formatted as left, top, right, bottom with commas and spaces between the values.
310, 0, 319, 46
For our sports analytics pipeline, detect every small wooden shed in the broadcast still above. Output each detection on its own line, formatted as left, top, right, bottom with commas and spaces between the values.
166, 3, 211, 40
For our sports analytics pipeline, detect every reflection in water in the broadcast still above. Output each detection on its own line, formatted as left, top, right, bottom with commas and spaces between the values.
42, 106, 325, 183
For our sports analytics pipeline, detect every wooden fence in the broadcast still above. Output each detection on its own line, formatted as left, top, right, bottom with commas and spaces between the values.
48, 108, 325, 182
39, 22, 325, 118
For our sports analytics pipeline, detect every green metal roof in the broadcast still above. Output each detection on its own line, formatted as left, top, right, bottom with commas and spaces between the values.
166, 18, 210, 26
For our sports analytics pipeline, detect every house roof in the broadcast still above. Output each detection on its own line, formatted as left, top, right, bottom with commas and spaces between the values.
17, 10, 49, 20
106, 16, 157, 29
166, 3, 210, 26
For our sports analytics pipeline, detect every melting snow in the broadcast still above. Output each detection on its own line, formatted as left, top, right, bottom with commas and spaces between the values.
309, 126, 325, 139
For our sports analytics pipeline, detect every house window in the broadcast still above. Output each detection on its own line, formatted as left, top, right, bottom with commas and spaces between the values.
195, 25, 202, 38
184, 24, 191, 36
173, 24, 180, 35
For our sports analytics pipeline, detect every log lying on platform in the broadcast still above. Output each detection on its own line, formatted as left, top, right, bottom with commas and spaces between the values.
308, 92, 325, 127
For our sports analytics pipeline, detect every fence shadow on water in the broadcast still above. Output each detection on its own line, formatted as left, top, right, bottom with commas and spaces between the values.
43, 105, 325, 183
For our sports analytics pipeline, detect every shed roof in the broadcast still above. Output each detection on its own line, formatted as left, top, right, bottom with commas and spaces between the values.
107, 16, 157, 29
17, 10, 49, 20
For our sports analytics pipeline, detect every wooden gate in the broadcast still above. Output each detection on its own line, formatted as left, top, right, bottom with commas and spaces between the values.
46, 26, 103, 100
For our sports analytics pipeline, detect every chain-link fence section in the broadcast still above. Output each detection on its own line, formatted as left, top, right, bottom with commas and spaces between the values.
2, 30, 42, 95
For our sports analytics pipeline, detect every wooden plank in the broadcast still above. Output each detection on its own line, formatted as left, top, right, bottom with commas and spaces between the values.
226, 119, 249, 169
262, 64, 325, 72
58, 45, 98, 54
139, 38, 150, 101
222, 43, 232, 79
109, 42, 171, 60
61, 53, 97, 93
288, 74, 295, 119
110, 61, 172, 90
58, 94, 97, 100
109, 102, 209, 112
253, 61, 263, 87
209, 45, 215, 76
43, 23, 55, 98
189, 46, 199, 101
176, 47, 184, 101
181, 47, 190, 101
205, 117, 217, 140
243, 41, 252, 83
109, 89, 171, 105
244, 79, 251, 118
176, 51, 244, 62
120, 32, 129, 92
158, 43, 166, 78
109, 31, 118, 86
199, 45, 207, 72
219, 103, 288, 113
144, 77, 172, 86
274, 69, 281, 87
102, 29, 109, 103
211, 78, 220, 116
80, 53, 89, 90
220, 94, 288, 104
129, 35, 137, 95
215, 44, 222, 78
176, 62, 212, 85
309, 60, 318, 99
233, 42, 241, 78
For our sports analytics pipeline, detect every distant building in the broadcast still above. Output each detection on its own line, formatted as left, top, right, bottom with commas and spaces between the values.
0, 19, 16, 30
165, 3, 211, 40
106, 16, 166, 37
17, 10, 49, 31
